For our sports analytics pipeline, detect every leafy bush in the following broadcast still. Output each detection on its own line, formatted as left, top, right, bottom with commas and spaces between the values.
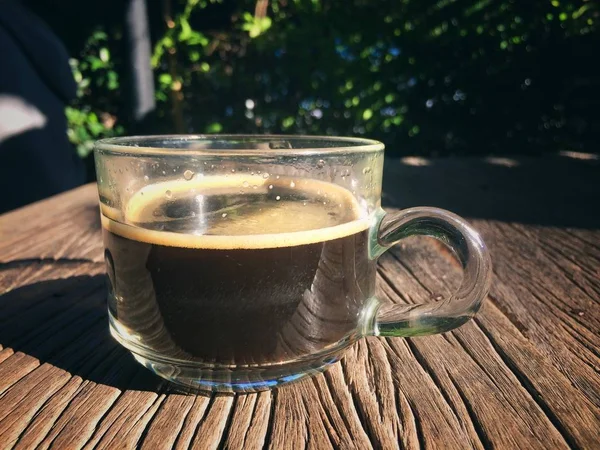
67, 30, 123, 157
65, 0, 599, 158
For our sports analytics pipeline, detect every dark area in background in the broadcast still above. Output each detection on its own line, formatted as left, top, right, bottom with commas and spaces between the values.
0, 1, 85, 213
23, 0, 599, 165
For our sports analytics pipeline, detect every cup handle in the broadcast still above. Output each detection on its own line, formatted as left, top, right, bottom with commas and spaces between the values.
365, 207, 492, 337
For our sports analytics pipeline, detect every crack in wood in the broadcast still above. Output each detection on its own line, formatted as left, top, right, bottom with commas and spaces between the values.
402, 339, 462, 423
262, 390, 277, 450
216, 394, 237, 450
474, 318, 583, 450
446, 371, 493, 450
337, 360, 374, 444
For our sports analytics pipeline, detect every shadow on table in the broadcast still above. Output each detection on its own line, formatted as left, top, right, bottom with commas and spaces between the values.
0, 261, 205, 394
382, 154, 600, 229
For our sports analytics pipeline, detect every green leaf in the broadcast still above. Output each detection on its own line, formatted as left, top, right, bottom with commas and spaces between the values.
99, 48, 110, 63
159, 73, 173, 85
189, 51, 201, 62
89, 57, 105, 71
187, 31, 209, 46
92, 31, 108, 41
282, 116, 295, 129
179, 17, 193, 41
107, 71, 119, 90
205, 122, 223, 133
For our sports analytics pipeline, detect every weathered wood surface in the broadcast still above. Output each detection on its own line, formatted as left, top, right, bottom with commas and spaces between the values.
0, 155, 598, 449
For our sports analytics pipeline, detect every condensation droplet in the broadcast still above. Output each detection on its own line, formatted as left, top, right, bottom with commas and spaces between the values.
276, 195, 281, 201
323, 201, 327, 205
143, 175, 149, 181
242, 181, 249, 188
252, 185, 258, 189
183, 169, 194, 180
263, 173, 269, 179
222, 213, 228, 218
162, 170, 166, 175
276, 175, 280, 179
251, 171, 255, 175
165, 190, 172, 198
211, 164, 215, 169
362, 167, 372, 174
303, 201, 307, 206
231, 169, 236, 173
268, 184, 273, 189
257, 170, 261, 174
316, 159, 325, 168
290, 181, 296, 188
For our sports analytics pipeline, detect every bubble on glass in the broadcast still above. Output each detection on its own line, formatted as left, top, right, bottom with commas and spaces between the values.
242, 181, 249, 188
165, 190, 172, 199
362, 167, 372, 174
263, 173, 269, 179
276, 175, 280, 179
143, 175, 149, 181
268, 184, 273, 189
252, 185, 258, 189
316, 159, 325, 168
222, 213, 227, 218
276, 196, 281, 201
183, 170, 194, 180
231, 169, 236, 173
290, 181, 296, 188
191, 211, 196, 217
162, 170, 166, 175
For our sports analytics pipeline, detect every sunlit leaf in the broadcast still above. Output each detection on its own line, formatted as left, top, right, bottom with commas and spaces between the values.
206, 122, 223, 133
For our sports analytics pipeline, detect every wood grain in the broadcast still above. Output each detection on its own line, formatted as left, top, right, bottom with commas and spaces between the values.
0, 157, 599, 449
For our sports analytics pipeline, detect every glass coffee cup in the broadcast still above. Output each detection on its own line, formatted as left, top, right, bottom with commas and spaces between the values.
94, 135, 491, 392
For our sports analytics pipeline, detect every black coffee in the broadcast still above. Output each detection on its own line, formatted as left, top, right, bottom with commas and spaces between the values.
102, 176, 375, 365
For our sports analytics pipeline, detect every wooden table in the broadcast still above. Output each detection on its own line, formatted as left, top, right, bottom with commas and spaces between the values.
0, 156, 598, 449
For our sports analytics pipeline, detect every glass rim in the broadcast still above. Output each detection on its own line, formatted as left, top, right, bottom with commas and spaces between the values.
94, 134, 385, 156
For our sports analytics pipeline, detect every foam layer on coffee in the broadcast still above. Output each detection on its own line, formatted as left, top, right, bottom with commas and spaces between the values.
101, 175, 370, 249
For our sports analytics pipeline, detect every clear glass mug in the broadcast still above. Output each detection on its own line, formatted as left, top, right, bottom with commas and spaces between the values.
94, 135, 491, 392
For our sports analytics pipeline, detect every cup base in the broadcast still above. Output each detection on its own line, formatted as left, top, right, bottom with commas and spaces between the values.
109, 317, 346, 393
130, 352, 340, 393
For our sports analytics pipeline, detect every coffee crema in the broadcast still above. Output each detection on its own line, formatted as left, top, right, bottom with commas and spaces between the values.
102, 176, 376, 365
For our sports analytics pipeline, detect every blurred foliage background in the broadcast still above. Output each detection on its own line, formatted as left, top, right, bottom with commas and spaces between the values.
27, 0, 599, 162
